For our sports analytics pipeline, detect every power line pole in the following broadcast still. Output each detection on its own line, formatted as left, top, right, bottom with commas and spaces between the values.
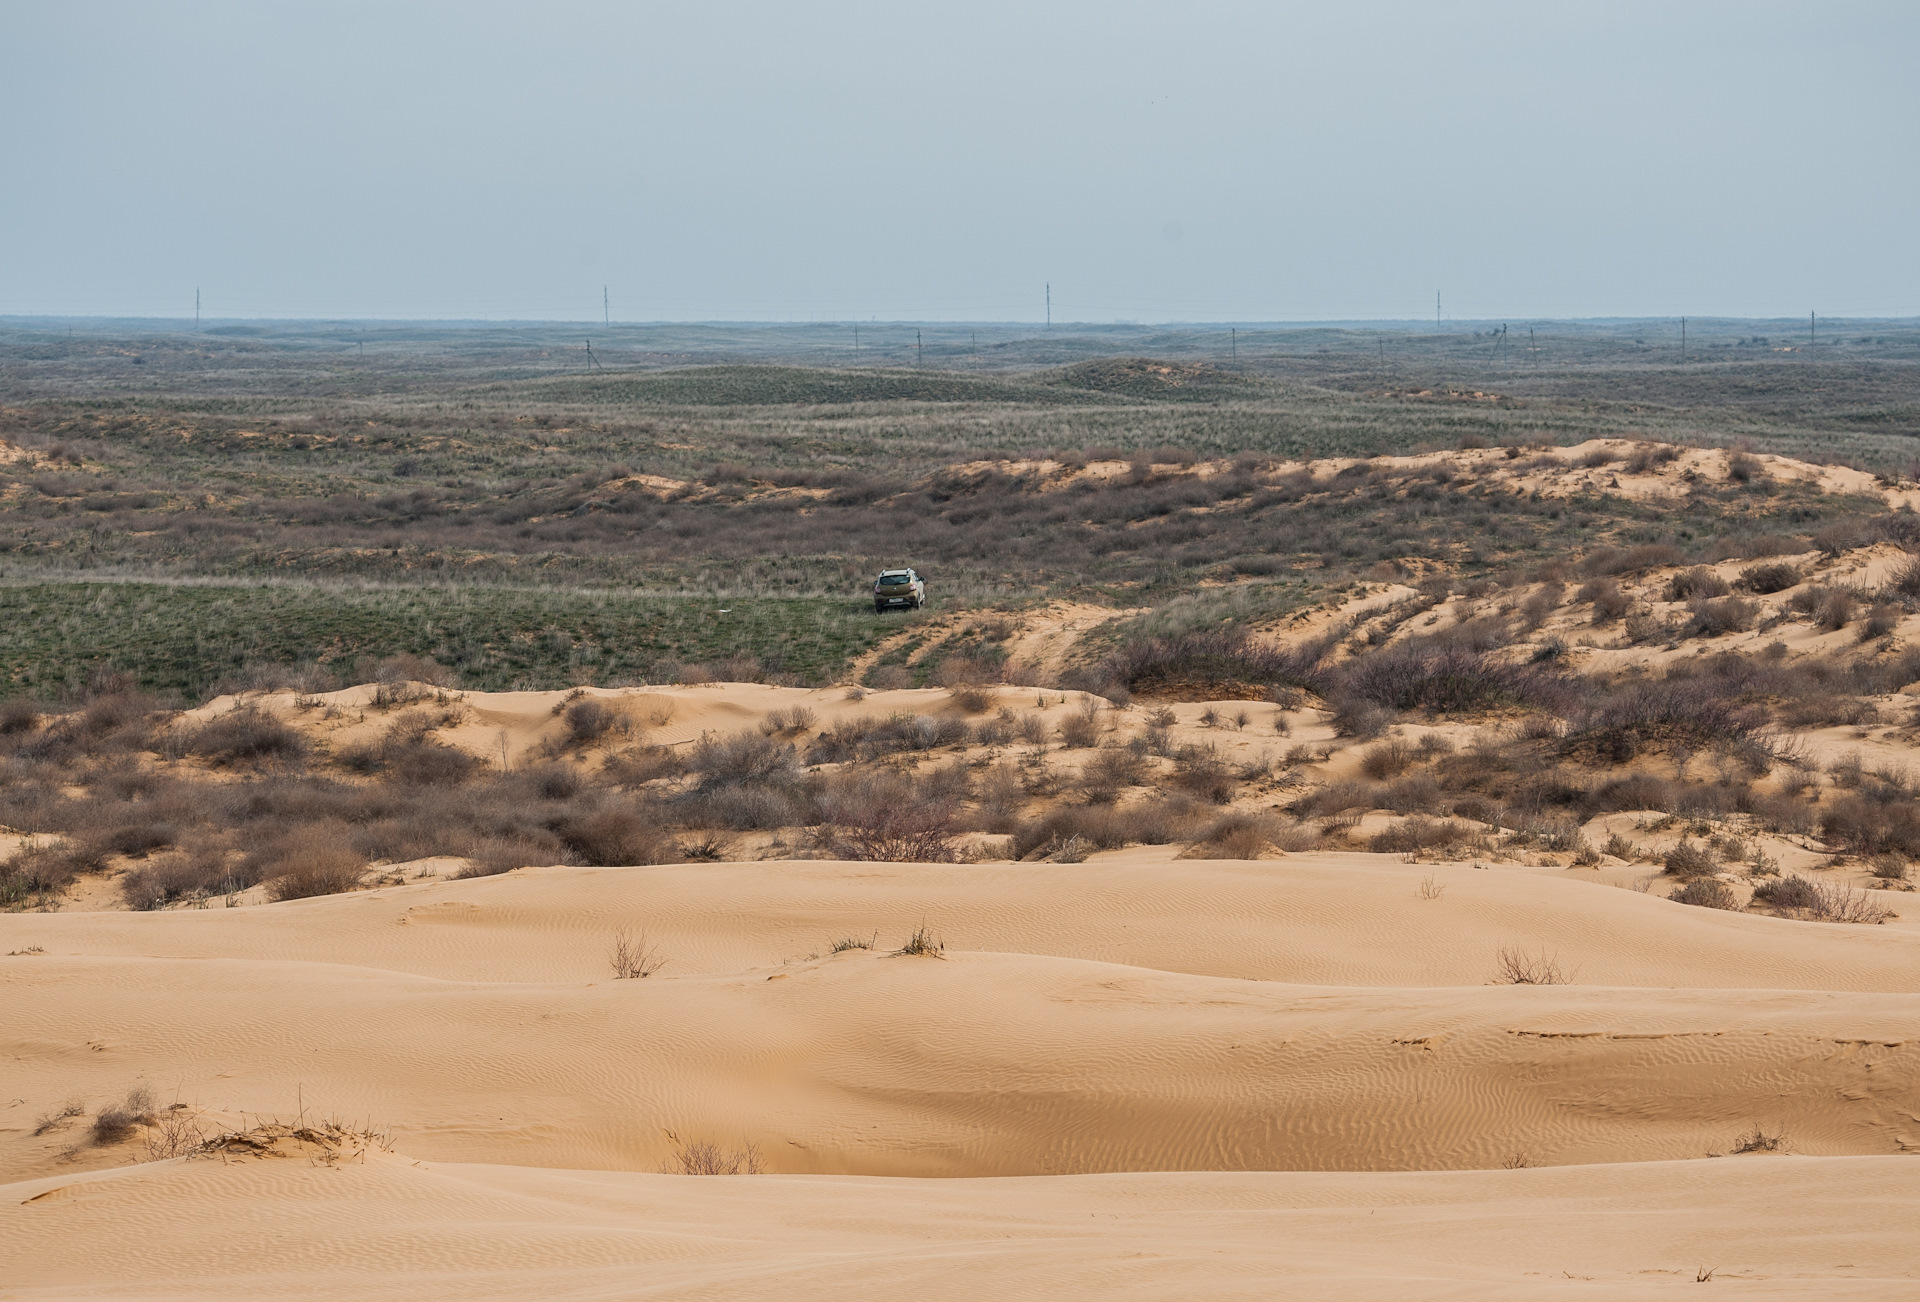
1231, 327, 1236, 361
1436, 291, 1441, 330
916, 329, 922, 367
1810, 310, 1816, 345
1045, 283, 1051, 328
603, 285, 609, 326
195, 288, 200, 330
1680, 316, 1686, 362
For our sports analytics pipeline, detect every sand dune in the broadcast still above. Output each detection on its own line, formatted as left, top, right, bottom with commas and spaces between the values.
6, 1152, 1917, 1300
8, 936, 1918, 1181
7, 855, 1916, 989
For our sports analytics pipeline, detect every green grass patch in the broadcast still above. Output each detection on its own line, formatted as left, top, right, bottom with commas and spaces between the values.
0, 581, 891, 703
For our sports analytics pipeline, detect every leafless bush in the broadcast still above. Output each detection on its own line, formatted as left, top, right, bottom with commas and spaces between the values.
756, 706, 817, 738
1188, 812, 1279, 859
182, 706, 309, 767
255, 826, 367, 901
1576, 577, 1631, 624
1738, 562, 1801, 594
1359, 741, 1411, 780
1666, 568, 1730, 602
666, 1137, 763, 1175
1662, 841, 1716, 878
894, 923, 944, 956
1603, 833, 1641, 861
1491, 945, 1569, 985
143, 1107, 207, 1161
0, 699, 40, 735
1881, 557, 1920, 605
1725, 448, 1765, 484
1752, 875, 1893, 923
827, 795, 959, 863
1730, 1126, 1786, 1154
1417, 873, 1447, 900
33, 1099, 84, 1136
1685, 596, 1758, 638
609, 927, 666, 978
1869, 854, 1910, 882
1369, 817, 1475, 855
1672, 877, 1740, 910
1057, 698, 1103, 748
1820, 794, 1920, 857
1860, 602, 1902, 641
948, 683, 994, 714
122, 842, 248, 909
90, 1085, 156, 1146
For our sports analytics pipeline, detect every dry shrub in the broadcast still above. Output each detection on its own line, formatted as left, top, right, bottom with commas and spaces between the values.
554, 801, 675, 865
609, 927, 666, 978
186, 706, 308, 767
1820, 795, 1920, 857
0, 699, 40, 734
90, 1085, 156, 1146
1583, 541, 1684, 575
1662, 841, 1716, 878
1359, 741, 1411, 780
1057, 699, 1103, 749
759, 705, 816, 736
1859, 602, 1902, 641
666, 1138, 762, 1175
1869, 854, 1910, 882
122, 842, 248, 909
1189, 812, 1280, 859
1666, 568, 1730, 602
1738, 562, 1801, 594
1168, 742, 1234, 803
1725, 448, 1765, 484
1752, 875, 1893, 923
1603, 832, 1641, 861
1731, 1127, 1786, 1154
1337, 646, 1564, 714
1685, 596, 1758, 637
1882, 557, 1920, 604
563, 699, 619, 744
1672, 878, 1740, 910
894, 924, 944, 956
1576, 578, 1631, 624
1328, 695, 1391, 739
826, 796, 958, 862
1491, 945, 1568, 985
1368, 816, 1474, 855
1101, 628, 1326, 699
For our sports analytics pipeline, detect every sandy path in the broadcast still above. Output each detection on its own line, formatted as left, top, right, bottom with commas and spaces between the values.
5, 1154, 1916, 1299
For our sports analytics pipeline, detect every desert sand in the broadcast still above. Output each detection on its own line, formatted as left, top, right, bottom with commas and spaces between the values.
6, 843, 1920, 1296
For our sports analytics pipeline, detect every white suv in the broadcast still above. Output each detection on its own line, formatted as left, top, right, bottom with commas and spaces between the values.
873, 568, 925, 612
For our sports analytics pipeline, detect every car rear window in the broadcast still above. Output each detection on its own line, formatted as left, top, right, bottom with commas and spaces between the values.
879, 573, 911, 583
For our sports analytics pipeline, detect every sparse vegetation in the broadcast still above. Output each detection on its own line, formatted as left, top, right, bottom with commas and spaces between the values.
1491, 945, 1568, 985
609, 927, 667, 979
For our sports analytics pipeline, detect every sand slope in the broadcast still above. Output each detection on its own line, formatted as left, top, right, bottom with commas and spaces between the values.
6, 1153, 1917, 1300
7, 856, 1918, 990
8, 942, 1918, 1180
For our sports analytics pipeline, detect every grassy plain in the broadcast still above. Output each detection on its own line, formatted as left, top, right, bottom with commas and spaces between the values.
0, 315, 1915, 697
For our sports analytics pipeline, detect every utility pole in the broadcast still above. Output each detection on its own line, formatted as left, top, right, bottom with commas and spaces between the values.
1811, 311, 1816, 345
604, 285, 609, 326
1045, 283, 1051, 328
195, 288, 200, 330
916, 329, 922, 367
1231, 327, 1236, 361
1681, 316, 1686, 361
854, 324, 859, 354
1436, 291, 1441, 330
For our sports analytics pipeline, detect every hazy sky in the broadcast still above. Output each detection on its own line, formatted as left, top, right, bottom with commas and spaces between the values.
4, 1, 1915, 322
